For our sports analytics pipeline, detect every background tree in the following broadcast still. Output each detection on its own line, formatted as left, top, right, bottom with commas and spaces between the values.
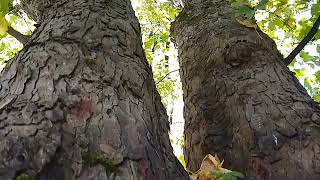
0, 0, 187, 179
172, 0, 320, 179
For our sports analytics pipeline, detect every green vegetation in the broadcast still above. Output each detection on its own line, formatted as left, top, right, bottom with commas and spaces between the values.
134, 0, 180, 107
15, 173, 32, 180
211, 170, 245, 180
81, 150, 117, 175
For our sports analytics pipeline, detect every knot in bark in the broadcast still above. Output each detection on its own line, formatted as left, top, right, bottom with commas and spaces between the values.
224, 40, 254, 66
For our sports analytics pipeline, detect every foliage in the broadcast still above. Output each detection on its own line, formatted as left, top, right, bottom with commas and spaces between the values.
229, 0, 268, 28
0, 16, 8, 36
211, 171, 244, 180
255, 0, 320, 101
229, 0, 320, 102
189, 154, 244, 180
15, 173, 32, 180
81, 149, 117, 174
134, 0, 180, 107
0, 1, 35, 66
0, 0, 9, 36
177, 154, 186, 168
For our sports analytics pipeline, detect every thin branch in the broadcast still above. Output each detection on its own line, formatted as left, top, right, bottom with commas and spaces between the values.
156, 69, 179, 84
7, 26, 30, 45
168, 131, 184, 143
265, 10, 294, 30
284, 15, 320, 65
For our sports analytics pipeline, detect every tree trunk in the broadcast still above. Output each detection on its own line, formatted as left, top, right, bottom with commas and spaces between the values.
0, 0, 188, 179
171, 0, 320, 179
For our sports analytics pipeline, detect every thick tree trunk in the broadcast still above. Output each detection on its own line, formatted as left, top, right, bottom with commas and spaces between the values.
171, 0, 320, 179
0, 0, 188, 179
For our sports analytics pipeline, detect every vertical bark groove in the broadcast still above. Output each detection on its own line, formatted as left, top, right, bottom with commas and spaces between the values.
171, 0, 320, 179
0, 0, 188, 179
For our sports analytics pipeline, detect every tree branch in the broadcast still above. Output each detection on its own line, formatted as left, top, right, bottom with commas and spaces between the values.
156, 69, 179, 84
265, 10, 294, 30
7, 26, 30, 45
284, 15, 320, 65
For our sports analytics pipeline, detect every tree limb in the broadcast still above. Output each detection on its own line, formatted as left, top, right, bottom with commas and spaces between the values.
7, 26, 30, 45
284, 15, 320, 65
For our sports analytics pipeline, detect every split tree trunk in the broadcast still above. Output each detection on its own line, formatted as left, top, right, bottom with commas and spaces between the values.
0, 0, 188, 179
172, 0, 320, 179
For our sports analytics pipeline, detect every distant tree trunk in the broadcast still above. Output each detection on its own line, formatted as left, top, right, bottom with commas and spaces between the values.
0, 0, 188, 179
171, 0, 320, 179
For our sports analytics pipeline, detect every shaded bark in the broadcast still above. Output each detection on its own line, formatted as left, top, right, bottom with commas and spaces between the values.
171, 0, 320, 179
0, 0, 188, 179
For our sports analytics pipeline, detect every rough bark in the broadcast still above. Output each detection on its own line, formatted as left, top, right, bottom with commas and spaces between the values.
171, 0, 320, 179
0, 0, 188, 179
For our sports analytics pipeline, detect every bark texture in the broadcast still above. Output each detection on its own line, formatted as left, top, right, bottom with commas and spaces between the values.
171, 0, 320, 179
0, 0, 188, 179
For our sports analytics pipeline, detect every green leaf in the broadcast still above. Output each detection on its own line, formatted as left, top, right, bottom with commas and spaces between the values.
0, 15, 8, 36
211, 170, 244, 179
0, 42, 5, 51
239, 5, 255, 18
311, 1, 320, 19
314, 95, 320, 103
296, 18, 313, 40
292, 69, 305, 80
211, 171, 224, 178
0, 0, 9, 14
256, 0, 269, 10
268, 18, 282, 31
300, 51, 313, 62
229, 171, 245, 178
8, 14, 18, 25
304, 78, 312, 91
315, 71, 320, 81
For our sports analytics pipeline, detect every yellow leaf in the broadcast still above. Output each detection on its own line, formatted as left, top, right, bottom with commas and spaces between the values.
0, 15, 8, 36
188, 154, 231, 180
235, 16, 257, 28
288, 18, 296, 28
189, 173, 199, 180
